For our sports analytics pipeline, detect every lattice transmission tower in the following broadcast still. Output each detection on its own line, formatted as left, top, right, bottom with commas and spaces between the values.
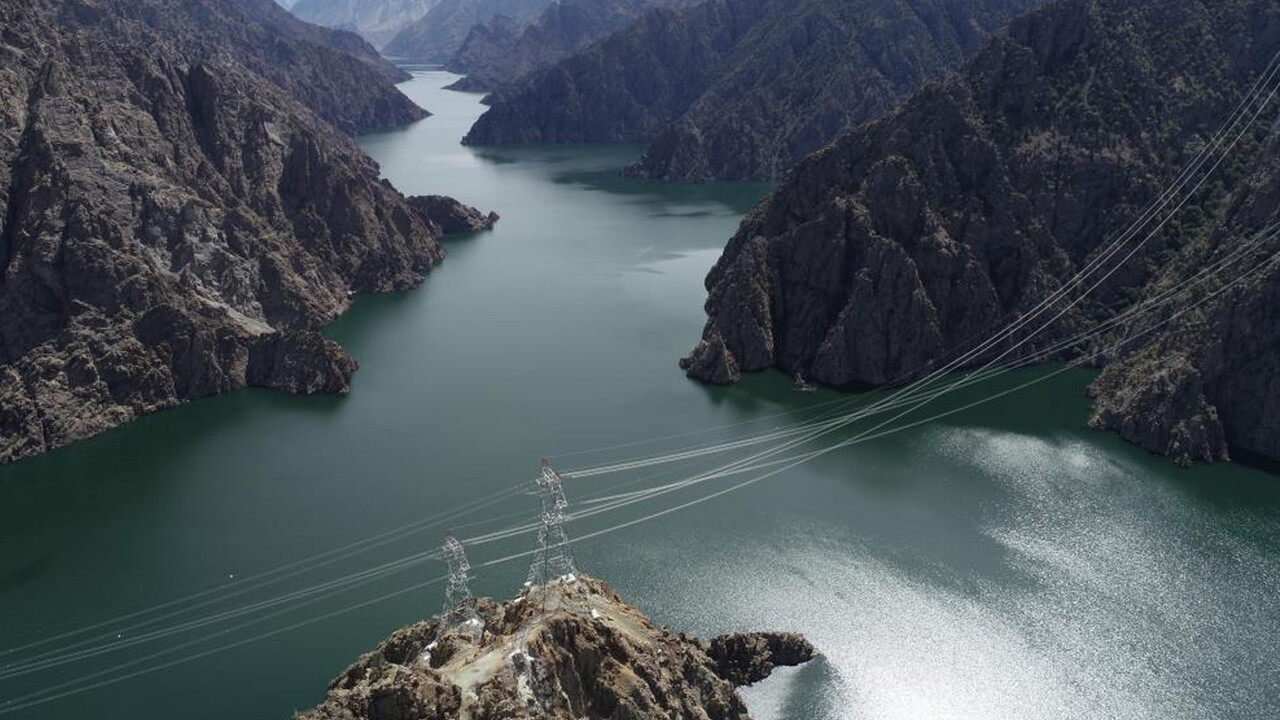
441, 532, 482, 633
525, 459, 577, 587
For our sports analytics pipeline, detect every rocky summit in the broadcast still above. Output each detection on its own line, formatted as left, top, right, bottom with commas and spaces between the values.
292, 576, 815, 720
684, 0, 1280, 464
0, 0, 495, 464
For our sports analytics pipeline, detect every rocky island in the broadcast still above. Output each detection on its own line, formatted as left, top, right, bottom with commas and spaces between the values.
293, 576, 815, 720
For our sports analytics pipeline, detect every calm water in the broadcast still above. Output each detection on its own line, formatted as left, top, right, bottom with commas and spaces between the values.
2, 70, 1280, 720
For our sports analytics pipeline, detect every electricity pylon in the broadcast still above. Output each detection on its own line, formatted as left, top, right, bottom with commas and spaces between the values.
441, 532, 482, 633
525, 459, 577, 588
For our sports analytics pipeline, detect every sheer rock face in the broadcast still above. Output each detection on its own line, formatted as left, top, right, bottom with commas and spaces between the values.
383, 0, 554, 63
289, 0, 439, 49
463, 0, 1040, 179
292, 576, 816, 720
686, 0, 1280, 463
446, 0, 701, 95
0, 0, 493, 464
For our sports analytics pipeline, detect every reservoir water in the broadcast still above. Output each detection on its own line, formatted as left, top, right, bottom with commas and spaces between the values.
2, 70, 1279, 720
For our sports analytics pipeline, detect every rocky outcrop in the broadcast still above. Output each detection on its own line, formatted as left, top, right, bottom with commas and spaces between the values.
407, 197, 500, 233
446, 0, 701, 95
686, 0, 1280, 463
464, 0, 1041, 179
679, 331, 742, 385
0, 0, 493, 464
383, 0, 553, 63
292, 576, 815, 720
289, 0, 438, 49
706, 632, 815, 686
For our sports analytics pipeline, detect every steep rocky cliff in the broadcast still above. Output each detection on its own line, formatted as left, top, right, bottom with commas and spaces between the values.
290, 0, 438, 49
446, 0, 701, 95
292, 576, 815, 720
684, 0, 1280, 463
165, 0, 427, 133
464, 0, 1041, 179
383, 0, 553, 63
0, 0, 494, 464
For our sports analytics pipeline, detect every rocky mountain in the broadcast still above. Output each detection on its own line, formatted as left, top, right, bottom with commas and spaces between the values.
133, 0, 426, 133
464, 0, 1042, 180
383, 0, 553, 63
290, 0, 439, 49
292, 576, 815, 720
0, 0, 496, 464
446, 0, 701, 95
682, 0, 1280, 464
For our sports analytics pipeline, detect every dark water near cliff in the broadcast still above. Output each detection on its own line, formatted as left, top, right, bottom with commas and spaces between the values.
2, 70, 1280, 720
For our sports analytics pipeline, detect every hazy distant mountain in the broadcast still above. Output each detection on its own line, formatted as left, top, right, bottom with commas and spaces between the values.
447, 0, 701, 93
0, 0, 493, 463
290, 0, 439, 48
684, 0, 1280, 464
465, 0, 1040, 181
383, 0, 552, 62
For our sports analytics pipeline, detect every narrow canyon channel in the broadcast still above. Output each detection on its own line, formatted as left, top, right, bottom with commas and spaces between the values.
2, 70, 1279, 720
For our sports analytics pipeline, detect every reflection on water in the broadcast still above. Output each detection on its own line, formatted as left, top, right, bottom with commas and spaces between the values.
0, 71, 1278, 720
